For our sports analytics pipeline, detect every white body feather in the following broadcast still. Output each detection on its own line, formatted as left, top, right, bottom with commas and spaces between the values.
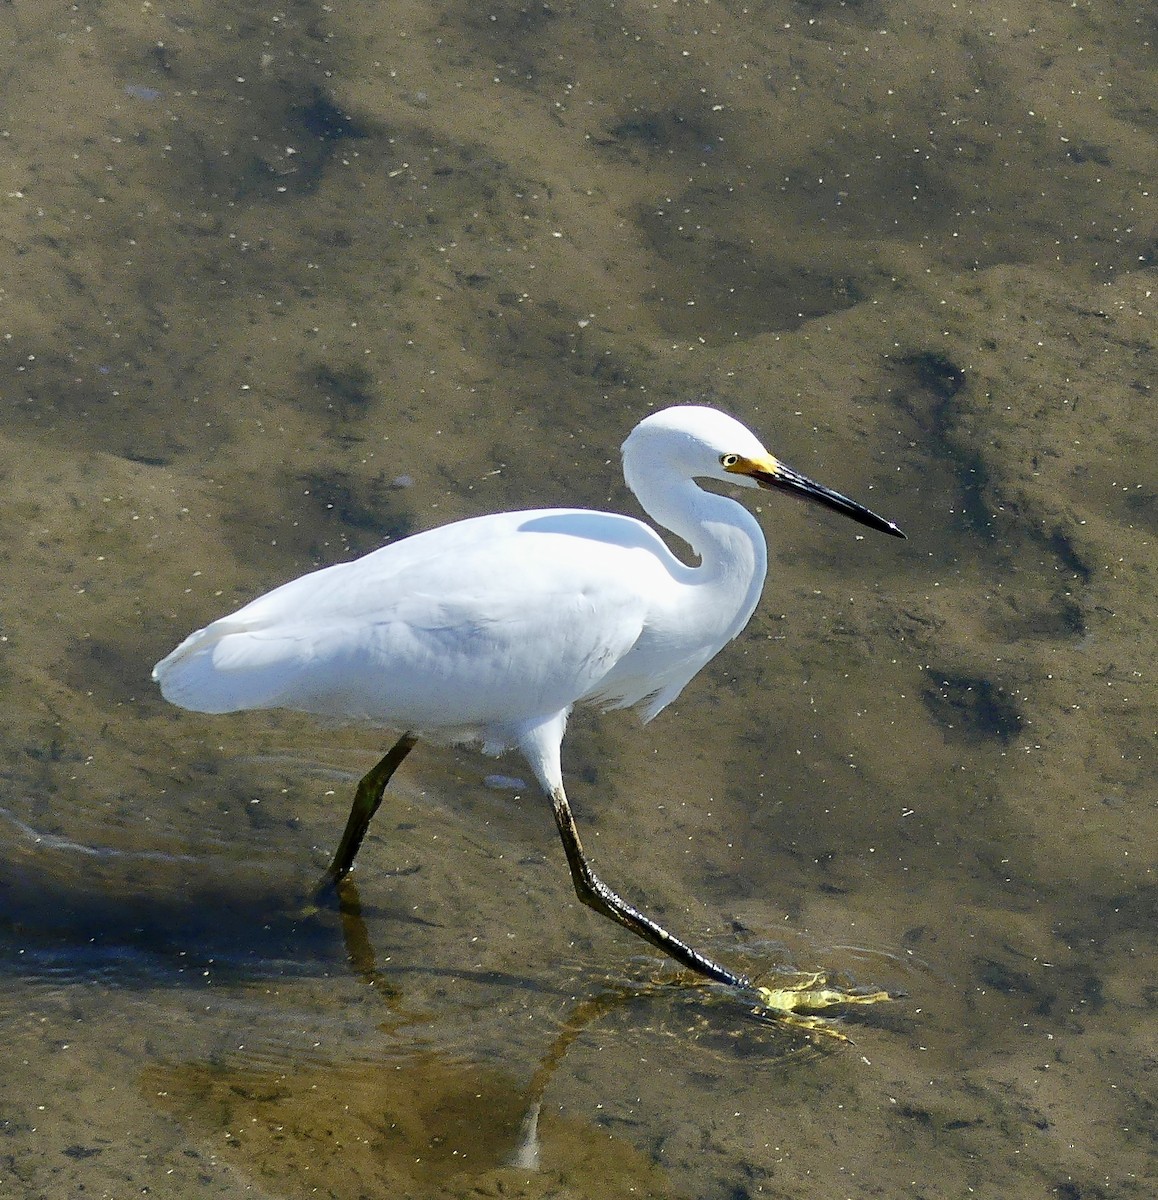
153, 406, 770, 787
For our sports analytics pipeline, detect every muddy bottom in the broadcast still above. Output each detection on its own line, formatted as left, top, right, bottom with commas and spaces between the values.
0, 2, 1152, 1198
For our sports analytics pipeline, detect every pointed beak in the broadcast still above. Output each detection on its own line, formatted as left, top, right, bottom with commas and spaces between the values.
731, 455, 906, 539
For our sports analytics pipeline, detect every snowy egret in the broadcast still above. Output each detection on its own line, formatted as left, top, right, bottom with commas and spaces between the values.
154, 405, 904, 994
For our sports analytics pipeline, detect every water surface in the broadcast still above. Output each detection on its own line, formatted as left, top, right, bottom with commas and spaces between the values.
0, 2, 1152, 1197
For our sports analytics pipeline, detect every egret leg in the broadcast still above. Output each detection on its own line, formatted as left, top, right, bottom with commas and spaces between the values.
548, 786, 751, 991
315, 732, 418, 894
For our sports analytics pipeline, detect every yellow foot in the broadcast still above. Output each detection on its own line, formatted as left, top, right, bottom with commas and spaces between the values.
750, 971, 893, 1042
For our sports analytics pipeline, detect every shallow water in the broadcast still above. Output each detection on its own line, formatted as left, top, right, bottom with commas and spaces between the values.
0, 2, 1152, 1197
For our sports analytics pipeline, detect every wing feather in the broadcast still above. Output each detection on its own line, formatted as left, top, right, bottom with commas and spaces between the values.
153, 508, 678, 734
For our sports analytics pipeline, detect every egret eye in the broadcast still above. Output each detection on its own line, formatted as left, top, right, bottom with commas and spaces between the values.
720, 453, 740, 468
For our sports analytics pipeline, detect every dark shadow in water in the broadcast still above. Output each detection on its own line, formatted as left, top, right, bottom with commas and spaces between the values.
921, 670, 1024, 745
0, 837, 422, 988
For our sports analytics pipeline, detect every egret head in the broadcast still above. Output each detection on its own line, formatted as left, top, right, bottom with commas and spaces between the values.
624, 405, 905, 539
623, 405, 770, 482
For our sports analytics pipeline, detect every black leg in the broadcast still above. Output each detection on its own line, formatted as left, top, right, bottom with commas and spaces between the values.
315, 732, 418, 894
548, 785, 750, 991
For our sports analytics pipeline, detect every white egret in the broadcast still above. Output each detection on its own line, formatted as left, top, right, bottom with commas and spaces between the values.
154, 405, 904, 995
